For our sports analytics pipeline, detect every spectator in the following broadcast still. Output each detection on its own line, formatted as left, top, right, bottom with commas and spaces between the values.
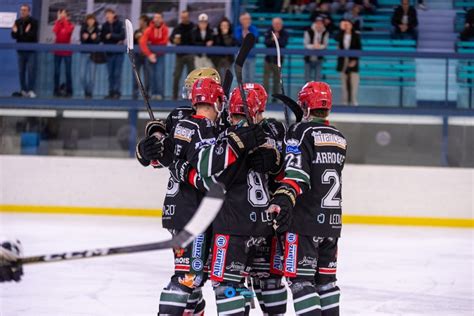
212, 17, 237, 78
133, 14, 150, 100
11, 4, 38, 98
263, 17, 289, 96
53, 9, 74, 98
353, 0, 378, 14
310, 2, 334, 33
304, 17, 329, 82
344, 5, 363, 31
282, 0, 310, 14
391, 0, 418, 40
234, 12, 259, 83
192, 13, 214, 69
460, 9, 474, 41
101, 8, 125, 99
332, 0, 353, 14
336, 20, 361, 106
80, 14, 101, 98
170, 10, 195, 100
140, 13, 169, 100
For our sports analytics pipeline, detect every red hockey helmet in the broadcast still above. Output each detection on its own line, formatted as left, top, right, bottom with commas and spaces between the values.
191, 77, 225, 115
297, 81, 332, 119
228, 87, 260, 121
243, 83, 268, 112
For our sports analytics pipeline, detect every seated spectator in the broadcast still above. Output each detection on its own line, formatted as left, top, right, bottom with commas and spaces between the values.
11, 4, 38, 98
101, 8, 125, 99
460, 8, 474, 41
310, 2, 334, 33
344, 5, 363, 31
53, 9, 74, 97
353, 0, 378, 14
391, 0, 418, 40
192, 13, 214, 69
282, 0, 310, 14
133, 15, 150, 100
263, 17, 289, 96
140, 13, 169, 100
332, 0, 353, 14
234, 12, 259, 83
212, 17, 237, 78
170, 10, 195, 100
304, 17, 329, 82
336, 19, 361, 106
80, 14, 101, 98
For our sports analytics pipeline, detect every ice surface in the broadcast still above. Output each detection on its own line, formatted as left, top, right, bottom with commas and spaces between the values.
1, 213, 472, 316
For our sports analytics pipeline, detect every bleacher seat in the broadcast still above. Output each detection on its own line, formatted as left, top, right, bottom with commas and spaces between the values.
456, 41, 474, 87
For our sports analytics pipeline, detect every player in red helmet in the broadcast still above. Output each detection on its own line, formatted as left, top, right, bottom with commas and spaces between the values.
157, 78, 266, 316
269, 81, 346, 315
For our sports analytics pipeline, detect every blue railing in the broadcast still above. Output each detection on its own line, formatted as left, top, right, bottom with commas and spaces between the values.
0, 43, 473, 108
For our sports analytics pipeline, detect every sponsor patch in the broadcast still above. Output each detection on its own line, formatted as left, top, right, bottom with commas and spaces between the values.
192, 234, 205, 259
284, 233, 298, 278
226, 261, 245, 272
270, 236, 284, 275
192, 259, 203, 271
312, 131, 347, 149
195, 137, 216, 149
211, 234, 229, 282
299, 256, 318, 268
174, 125, 195, 142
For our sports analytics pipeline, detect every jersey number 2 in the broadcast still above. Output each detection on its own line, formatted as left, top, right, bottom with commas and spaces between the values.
321, 169, 341, 208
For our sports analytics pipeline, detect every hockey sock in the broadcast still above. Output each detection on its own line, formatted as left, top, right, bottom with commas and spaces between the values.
261, 278, 287, 315
214, 283, 248, 315
183, 288, 206, 316
290, 281, 321, 316
318, 285, 340, 316
251, 277, 266, 313
158, 281, 192, 315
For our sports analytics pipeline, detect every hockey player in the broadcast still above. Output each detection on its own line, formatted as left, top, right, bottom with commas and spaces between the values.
157, 78, 266, 316
269, 82, 346, 316
135, 67, 221, 169
170, 86, 287, 316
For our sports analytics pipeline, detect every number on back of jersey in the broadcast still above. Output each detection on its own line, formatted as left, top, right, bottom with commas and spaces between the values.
321, 169, 341, 208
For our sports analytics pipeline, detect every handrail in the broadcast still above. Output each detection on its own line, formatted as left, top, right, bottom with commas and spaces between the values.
1, 43, 473, 59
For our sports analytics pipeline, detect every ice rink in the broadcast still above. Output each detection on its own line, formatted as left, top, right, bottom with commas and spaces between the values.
1, 212, 472, 316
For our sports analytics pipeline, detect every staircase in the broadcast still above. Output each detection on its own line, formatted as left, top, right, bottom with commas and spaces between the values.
416, 1, 458, 103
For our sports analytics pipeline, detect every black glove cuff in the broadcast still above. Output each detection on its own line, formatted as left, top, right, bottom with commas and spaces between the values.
273, 187, 297, 207
145, 120, 166, 137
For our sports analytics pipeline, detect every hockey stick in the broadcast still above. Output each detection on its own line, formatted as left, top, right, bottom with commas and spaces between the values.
222, 69, 234, 98
272, 31, 290, 126
272, 93, 303, 123
14, 35, 258, 266
125, 19, 154, 120
234, 33, 256, 124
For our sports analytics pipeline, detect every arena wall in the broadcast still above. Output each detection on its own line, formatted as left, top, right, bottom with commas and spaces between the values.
1, 156, 472, 227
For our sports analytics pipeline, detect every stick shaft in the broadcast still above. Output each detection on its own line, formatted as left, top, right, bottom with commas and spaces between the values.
272, 32, 290, 126
127, 51, 155, 120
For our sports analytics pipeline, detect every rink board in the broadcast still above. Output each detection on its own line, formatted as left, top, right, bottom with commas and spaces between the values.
0, 155, 472, 228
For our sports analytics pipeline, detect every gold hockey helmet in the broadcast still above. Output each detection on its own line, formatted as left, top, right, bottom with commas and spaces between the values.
182, 67, 221, 99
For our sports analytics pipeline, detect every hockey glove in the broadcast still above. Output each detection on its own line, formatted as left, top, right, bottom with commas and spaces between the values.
268, 187, 297, 233
145, 120, 166, 137
136, 135, 164, 163
169, 159, 191, 184
0, 240, 23, 282
227, 125, 266, 156
248, 146, 281, 174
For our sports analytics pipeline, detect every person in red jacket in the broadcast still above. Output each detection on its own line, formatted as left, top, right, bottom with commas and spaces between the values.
53, 9, 74, 97
140, 13, 169, 100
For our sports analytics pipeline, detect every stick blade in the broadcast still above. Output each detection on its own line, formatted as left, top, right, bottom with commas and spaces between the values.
235, 33, 256, 67
176, 184, 225, 248
125, 19, 134, 52
273, 93, 304, 123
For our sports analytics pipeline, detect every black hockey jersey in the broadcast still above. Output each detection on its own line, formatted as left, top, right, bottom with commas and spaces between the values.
162, 115, 241, 230
189, 123, 282, 236
282, 119, 347, 237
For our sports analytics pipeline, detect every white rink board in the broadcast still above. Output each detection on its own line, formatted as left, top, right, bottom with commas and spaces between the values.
0, 155, 473, 218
